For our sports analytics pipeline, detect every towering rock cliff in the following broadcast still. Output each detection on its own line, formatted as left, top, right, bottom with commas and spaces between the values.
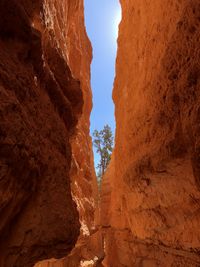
2, 0, 200, 266
0, 0, 98, 266
101, 0, 200, 266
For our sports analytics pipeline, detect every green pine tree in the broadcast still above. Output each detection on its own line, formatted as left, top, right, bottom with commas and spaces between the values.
93, 124, 114, 187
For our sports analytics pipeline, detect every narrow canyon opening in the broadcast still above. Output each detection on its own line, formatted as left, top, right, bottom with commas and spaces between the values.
84, 0, 121, 175
34, 1, 122, 266
1, 1, 200, 267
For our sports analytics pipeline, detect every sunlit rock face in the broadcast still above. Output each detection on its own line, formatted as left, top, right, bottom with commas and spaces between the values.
101, 0, 200, 266
0, 0, 98, 266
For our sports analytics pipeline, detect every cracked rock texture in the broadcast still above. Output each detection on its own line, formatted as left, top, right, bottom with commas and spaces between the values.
0, 0, 98, 266
101, 0, 200, 266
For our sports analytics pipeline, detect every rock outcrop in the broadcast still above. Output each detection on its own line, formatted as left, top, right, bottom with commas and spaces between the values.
101, 0, 200, 266
0, 0, 97, 266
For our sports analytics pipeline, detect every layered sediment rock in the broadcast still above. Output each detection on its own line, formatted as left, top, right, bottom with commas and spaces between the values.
0, 0, 98, 266
101, 0, 200, 266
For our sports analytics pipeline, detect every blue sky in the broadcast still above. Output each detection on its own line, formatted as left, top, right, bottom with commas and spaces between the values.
84, 0, 121, 168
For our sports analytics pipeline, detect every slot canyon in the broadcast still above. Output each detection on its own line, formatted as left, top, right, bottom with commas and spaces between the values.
0, 0, 200, 266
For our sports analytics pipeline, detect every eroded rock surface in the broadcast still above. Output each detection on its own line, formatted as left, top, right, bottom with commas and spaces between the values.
101, 0, 200, 266
0, 0, 96, 266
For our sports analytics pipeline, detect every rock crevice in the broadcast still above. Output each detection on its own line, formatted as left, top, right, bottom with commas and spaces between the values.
1, 0, 200, 267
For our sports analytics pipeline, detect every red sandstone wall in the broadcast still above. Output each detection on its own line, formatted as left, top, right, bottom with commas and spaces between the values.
102, 0, 200, 266
0, 0, 98, 266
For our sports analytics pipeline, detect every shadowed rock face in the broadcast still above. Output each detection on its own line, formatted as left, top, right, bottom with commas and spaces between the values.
2, 0, 200, 266
101, 0, 200, 266
0, 0, 93, 266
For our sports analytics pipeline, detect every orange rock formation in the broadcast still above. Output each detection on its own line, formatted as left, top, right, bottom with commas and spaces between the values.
1, 0, 200, 267
101, 0, 200, 266
0, 0, 99, 266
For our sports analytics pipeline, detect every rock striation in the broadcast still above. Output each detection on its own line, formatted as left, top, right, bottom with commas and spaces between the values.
0, 0, 98, 267
101, 0, 200, 266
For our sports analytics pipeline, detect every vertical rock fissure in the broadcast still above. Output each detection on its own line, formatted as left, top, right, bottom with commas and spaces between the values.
83, 1, 122, 264
2, 0, 200, 267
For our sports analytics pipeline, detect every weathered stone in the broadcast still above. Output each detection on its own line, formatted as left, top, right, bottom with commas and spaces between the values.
101, 0, 200, 266
0, 0, 96, 266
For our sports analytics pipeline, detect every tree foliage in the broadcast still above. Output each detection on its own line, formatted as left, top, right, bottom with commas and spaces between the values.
93, 124, 114, 183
